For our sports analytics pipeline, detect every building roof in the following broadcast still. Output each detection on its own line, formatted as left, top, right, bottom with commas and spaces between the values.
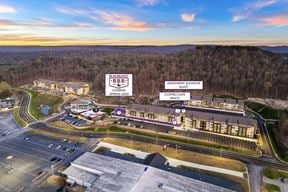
144, 153, 167, 167
128, 104, 181, 116
35, 79, 88, 89
190, 95, 244, 105
185, 110, 256, 126
63, 152, 235, 192
127, 104, 256, 126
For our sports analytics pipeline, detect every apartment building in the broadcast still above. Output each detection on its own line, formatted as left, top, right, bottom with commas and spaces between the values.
185, 96, 245, 114
113, 104, 257, 139
33, 79, 90, 95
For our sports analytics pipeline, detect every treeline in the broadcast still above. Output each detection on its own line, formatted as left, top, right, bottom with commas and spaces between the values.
0, 46, 287, 99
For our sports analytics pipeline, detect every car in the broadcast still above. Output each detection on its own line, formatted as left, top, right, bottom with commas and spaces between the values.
61, 138, 67, 143
50, 157, 57, 162
6, 131, 11, 135
56, 145, 61, 150
48, 144, 53, 148
24, 137, 30, 141
62, 147, 67, 151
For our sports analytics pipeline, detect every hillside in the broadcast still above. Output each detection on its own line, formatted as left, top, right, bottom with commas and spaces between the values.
0, 45, 287, 99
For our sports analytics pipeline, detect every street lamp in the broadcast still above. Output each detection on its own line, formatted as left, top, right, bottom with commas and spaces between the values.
6, 155, 14, 173
176, 145, 181, 155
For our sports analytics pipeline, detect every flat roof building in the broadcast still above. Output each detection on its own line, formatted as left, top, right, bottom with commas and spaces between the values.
33, 79, 90, 96
113, 104, 257, 139
62, 152, 235, 192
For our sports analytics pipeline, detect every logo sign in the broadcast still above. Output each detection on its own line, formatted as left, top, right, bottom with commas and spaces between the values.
105, 74, 133, 96
109, 75, 129, 88
165, 81, 203, 90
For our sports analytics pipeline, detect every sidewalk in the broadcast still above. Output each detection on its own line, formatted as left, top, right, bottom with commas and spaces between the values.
94, 142, 245, 178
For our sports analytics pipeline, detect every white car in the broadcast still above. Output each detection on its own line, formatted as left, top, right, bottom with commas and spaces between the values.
48, 144, 53, 148
56, 145, 61, 150
61, 138, 67, 143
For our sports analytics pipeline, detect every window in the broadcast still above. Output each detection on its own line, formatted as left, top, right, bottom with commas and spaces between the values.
238, 127, 247, 137
199, 121, 207, 129
227, 125, 232, 135
168, 116, 174, 123
130, 111, 136, 116
192, 120, 196, 128
148, 113, 155, 119
140, 112, 145, 118
213, 123, 221, 133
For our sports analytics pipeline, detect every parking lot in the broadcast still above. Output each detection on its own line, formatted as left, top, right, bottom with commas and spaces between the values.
0, 112, 21, 138
114, 119, 174, 133
0, 133, 81, 192
58, 113, 87, 126
113, 119, 257, 150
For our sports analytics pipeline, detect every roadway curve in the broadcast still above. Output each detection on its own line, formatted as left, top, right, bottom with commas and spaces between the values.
19, 91, 288, 171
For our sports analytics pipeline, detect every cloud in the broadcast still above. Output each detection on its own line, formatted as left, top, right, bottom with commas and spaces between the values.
0, 20, 17, 26
181, 13, 196, 22
0, 4, 17, 13
0, 19, 96, 29
56, 7, 154, 31
232, 0, 277, 22
258, 14, 288, 26
92, 11, 153, 31
137, 0, 161, 6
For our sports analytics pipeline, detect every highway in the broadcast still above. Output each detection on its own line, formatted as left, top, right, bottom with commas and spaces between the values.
19, 91, 288, 171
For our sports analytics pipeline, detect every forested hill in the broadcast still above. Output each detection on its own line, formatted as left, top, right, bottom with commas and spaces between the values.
0, 45, 287, 99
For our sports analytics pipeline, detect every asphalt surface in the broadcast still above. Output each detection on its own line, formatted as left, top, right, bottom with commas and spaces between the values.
0, 130, 61, 191
18, 91, 37, 124
115, 119, 257, 150
18, 91, 288, 172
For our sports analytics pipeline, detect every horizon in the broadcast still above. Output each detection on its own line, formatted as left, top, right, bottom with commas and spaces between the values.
0, 0, 288, 46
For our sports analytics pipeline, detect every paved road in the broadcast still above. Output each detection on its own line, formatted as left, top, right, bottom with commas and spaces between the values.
18, 91, 288, 172
18, 90, 37, 124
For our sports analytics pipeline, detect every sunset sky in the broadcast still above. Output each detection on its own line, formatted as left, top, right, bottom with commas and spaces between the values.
0, 0, 288, 46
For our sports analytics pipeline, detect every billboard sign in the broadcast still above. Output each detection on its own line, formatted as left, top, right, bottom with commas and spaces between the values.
105, 74, 133, 96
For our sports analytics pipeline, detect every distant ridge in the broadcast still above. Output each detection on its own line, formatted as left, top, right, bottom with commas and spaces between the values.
0, 45, 287, 53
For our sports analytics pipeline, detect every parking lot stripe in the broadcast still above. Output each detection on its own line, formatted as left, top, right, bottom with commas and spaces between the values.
0, 145, 50, 162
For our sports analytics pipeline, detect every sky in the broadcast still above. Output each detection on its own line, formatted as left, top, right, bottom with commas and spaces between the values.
0, 0, 287, 46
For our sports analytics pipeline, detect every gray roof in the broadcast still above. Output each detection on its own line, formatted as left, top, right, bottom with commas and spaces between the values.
35, 79, 88, 89
63, 152, 235, 192
128, 104, 256, 126
185, 110, 256, 126
128, 104, 181, 116
190, 95, 244, 105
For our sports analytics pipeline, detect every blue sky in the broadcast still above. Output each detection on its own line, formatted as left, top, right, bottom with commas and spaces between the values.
0, 0, 287, 45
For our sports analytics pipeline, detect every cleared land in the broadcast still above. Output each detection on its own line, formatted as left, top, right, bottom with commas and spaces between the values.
48, 121, 75, 130
99, 126, 260, 156
24, 89, 63, 120
102, 137, 247, 172
27, 129, 88, 143
178, 165, 249, 192
261, 184, 280, 192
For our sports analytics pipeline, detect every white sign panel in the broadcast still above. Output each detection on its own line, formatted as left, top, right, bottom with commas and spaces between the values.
159, 92, 190, 101
105, 74, 133, 96
165, 81, 203, 90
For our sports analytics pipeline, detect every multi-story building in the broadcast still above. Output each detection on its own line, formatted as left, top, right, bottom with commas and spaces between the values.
33, 79, 90, 95
113, 104, 257, 139
185, 96, 245, 114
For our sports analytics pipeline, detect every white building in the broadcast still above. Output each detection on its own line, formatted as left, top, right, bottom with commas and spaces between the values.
62, 152, 235, 192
